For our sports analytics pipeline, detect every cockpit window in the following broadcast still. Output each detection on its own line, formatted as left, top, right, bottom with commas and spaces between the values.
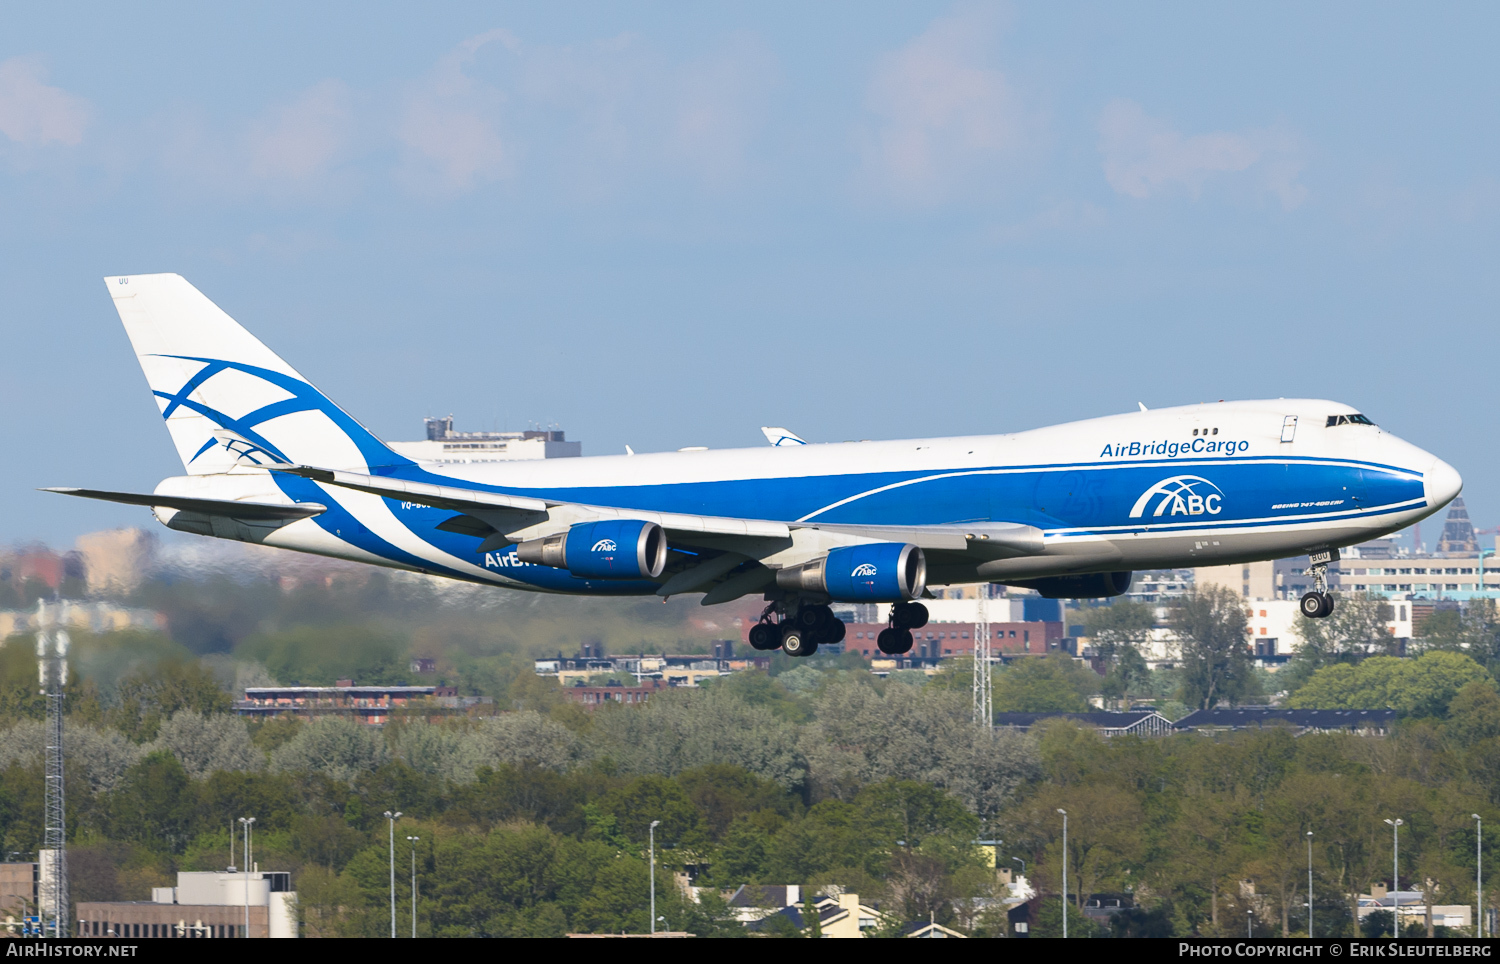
1326, 414, 1375, 427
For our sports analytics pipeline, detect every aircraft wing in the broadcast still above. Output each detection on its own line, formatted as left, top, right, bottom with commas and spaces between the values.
275, 465, 1044, 602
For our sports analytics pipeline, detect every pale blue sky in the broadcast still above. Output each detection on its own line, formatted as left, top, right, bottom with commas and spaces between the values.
3, 2, 1496, 545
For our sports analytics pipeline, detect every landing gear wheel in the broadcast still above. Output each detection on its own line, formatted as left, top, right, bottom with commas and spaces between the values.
891, 601, 929, 630
781, 629, 818, 658
877, 627, 913, 655
797, 605, 833, 631
748, 623, 780, 650
819, 618, 846, 645
1300, 592, 1334, 619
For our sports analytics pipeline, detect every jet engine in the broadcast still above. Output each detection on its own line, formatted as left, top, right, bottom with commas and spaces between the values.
776, 543, 926, 602
517, 519, 668, 579
1008, 571, 1133, 599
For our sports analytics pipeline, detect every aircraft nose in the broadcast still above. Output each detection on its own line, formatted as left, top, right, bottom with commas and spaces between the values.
1425, 457, 1463, 510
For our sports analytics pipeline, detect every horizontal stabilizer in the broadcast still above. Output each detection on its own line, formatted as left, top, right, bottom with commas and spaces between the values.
41, 487, 325, 521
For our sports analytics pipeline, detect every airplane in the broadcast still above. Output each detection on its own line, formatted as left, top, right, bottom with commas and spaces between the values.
48, 274, 1462, 658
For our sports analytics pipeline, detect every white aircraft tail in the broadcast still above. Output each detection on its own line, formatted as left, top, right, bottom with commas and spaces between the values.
105, 274, 407, 475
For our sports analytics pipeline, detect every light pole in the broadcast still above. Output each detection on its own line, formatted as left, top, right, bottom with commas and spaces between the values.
1475, 814, 1484, 938
237, 817, 254, 937
407, 835, 419, 938
1307, 830, 1314, 938
1012, 856, 1026, 876
1248, 908, 1253, 937
1057, 809, 1068, 939
1385, 818, 1403, 937
384, 811, 402, 938
649, 820, 661, 935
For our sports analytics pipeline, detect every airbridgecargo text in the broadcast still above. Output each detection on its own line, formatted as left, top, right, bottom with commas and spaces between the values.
1102, 439, 1250, 459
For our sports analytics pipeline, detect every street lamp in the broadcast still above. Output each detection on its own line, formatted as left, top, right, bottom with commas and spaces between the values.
1012, 856, 1026, 875
384, 811, 403, 938
236, 817, 254, 938
406, 836, 420, 938
1057, 809, 1068, 939
1475, 814, 1484, 938
1247, 908, 1254, 937
1307, 830, 1314, 938
649, 820, 661, 936
1385, 818, 1404, 937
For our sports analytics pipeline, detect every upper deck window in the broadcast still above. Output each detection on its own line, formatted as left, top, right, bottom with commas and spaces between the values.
1326, 414, 1375, 427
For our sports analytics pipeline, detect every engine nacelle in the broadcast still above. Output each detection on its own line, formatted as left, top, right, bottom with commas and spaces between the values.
776, 543, 926, 602
517, 519, 668, 579
1008, 571, 1133, 599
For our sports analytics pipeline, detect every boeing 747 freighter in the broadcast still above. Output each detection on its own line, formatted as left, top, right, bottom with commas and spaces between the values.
49, 275, 1462, 657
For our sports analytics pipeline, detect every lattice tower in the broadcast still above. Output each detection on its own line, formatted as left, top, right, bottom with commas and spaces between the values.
972, 585, 992, 729
37, 600, 68, 938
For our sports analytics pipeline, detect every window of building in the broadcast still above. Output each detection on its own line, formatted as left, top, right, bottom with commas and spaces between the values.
1447, 584, 1459, 591
1461, 568, 1475, 574
1446, 568, 1459, 575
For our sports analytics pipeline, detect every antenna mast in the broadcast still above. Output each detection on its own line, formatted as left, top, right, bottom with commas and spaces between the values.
37, 600, 69, 938
973, 585, 992, 728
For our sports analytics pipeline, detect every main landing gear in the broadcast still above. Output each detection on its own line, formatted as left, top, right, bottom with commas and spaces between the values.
876, 601, 929, 655
746, 597, 932, 658
747, 601, 847, 658
1298, 549, 1339, 619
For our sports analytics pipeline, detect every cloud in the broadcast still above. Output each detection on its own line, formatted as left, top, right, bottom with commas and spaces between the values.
246, 80, 353, 181
393, 29, 778, 198
857, 6, 1033, 205
397, 30, 516, 192
0, 55, 91, 147
667, 34, 778, 188
1098, 99, 1306, 209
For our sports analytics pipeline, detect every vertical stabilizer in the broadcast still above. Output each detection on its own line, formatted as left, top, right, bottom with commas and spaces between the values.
104, 274, 407, 475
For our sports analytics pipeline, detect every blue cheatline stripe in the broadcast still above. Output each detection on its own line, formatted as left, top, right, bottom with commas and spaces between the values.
272, 475, 474, 581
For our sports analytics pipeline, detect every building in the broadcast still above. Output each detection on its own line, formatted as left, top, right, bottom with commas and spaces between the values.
1436, 497, 1480, 556
387, 416, 581, 463
533, 650, 766, 688
1357, 885, 1472, 931
236, 684, 440, 724
564, 680, 666, 708
992, 711, 1175, 738
0, 862, 36, 920
727, 886, 892, 937
1173, 708, 1397, 735
75, 528, 157, 596
841, 621, 1065, 660
77, 870, 296, 938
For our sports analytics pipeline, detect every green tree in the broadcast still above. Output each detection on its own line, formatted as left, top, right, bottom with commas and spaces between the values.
1287, 651, 1492, 717
1286, 592, 1397, 687
1446, 681, 1500, 747
109, 660, 232, 742
992, 655, 1098, 712
1171, 586, 1255, 710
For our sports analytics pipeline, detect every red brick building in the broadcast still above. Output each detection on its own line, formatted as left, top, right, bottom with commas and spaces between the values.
564, 679, 667, 709
842, 621, 1066, 659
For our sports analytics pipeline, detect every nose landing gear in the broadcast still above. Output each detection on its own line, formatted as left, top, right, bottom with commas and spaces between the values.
1299, 548, 1339, 619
